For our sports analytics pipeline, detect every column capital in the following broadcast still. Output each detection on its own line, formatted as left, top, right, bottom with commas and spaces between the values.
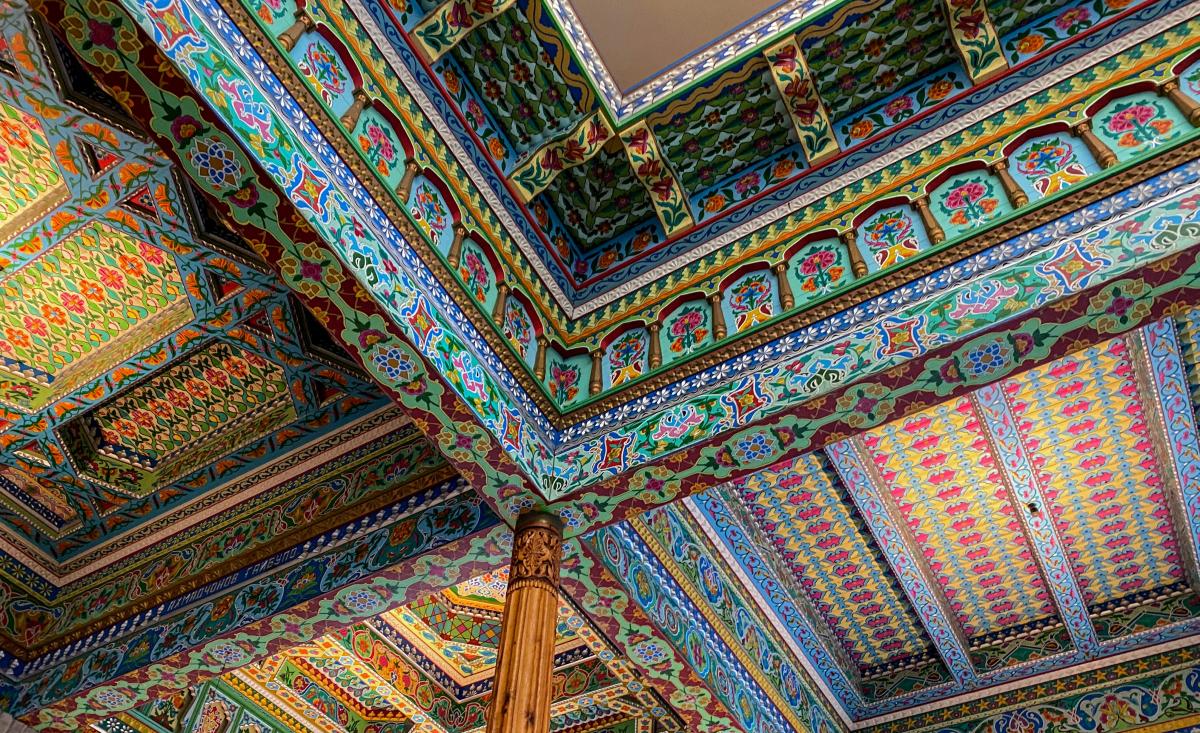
510, 512, 563, 591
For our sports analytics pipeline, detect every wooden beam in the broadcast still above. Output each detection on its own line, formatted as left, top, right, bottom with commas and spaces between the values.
620, 121, 694, 236
764, 36, 840, 165
509, 112, 614, 201
942, 0, 1008, 84
487, 512, 563, 733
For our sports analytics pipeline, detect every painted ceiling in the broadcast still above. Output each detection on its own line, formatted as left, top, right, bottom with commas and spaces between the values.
102, 567, 680, 733
81, 309, 1200, 733
584, 309, 1200, 729
152, 0, 1200, 474
0, 0, 462, 693
5, 0, 1200, 726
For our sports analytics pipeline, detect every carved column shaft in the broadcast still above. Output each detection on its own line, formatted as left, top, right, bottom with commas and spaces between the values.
1073, 119, 1117, 169
492, 281, 510, 322
397, 159, 421, 202
913, 195, 945, 245
647, 323, 662, 369
339, 88, 370, 131
448, 223, 467, 269
771, 261, 795, 310
1160, 79, 1200, 126
708, 292, 727, 341
589, 349, 603, 395
990, 158, 1029, 208
534, 335, 548, 381
840, 229, 869, 278
487, 513, 564, 733
278, 9, 314, 52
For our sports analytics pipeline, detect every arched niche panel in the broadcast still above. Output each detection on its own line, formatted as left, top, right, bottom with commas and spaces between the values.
1005, 124, 1097, 201
926, 163, 1013, 241
290, 27, 359, 118
658, 295, 713, 365
545, 347, 589, 408
854, 198, 931, 274
721, 265, 781, 335
1089, 87, 1188, 162
405, 172, 459, 254
499, 289, 540, 366
784, 231, 851, 306
351, 104, 415, 193
602, 325, 649, 389
457, 237, 502, 311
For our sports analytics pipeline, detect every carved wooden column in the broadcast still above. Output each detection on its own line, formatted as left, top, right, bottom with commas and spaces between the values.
1072, 119, 1117, 169
488, 512, 564, 733
589, 349, 603, 395
990, 158, 1029, 208
533, 335, 548, 381
647, 323, 662, 369
492, 281, 510, 322
840, 229, 868, 277
771, 260, 795, 310
397, 159, 421, 201
339, 88, 370, 130
913, 195, 945, 244
1159, 78, 1200, 126
278, 9, 315, 52
448, 223, 467, 269
707, 292, 727, 341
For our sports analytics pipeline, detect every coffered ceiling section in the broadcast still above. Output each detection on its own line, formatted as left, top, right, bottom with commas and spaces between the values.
365, 0, 1109, 296
0, 1, 469, 681
634, 310, 1200, 723
0, 2, 388, 564
224, 0, 1200, 428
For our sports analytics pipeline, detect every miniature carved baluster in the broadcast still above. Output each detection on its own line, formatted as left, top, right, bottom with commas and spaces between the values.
990, 159, 1029, 208
913, 195, 946, 245
278, 8, 314, 52
1072, 119, 1117, 169
840, 230, 869, 278
708, 292, 727, 341
1159, 78, 1200, 126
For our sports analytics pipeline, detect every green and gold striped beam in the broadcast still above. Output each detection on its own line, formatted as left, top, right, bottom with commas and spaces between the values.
509, 111, 614, 201
620, 121, 694, 236
941, 0, 1008, 84
411, 0, 517, 62
764, 36, 840, 165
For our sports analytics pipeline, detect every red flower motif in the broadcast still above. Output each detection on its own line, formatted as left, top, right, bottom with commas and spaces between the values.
636, 159, 662, 179
447, 1, 472, 28
87, 19, 117, 49
771, 44, 798, 73
541, 147, 563, 171
954, 11, 984, 39
562, 138, 586, 162
650, 177, 675, 201
60, 292, 86, 314
22, 316, 47, 339
626, 128, 651, 155
586, 119, 608, 145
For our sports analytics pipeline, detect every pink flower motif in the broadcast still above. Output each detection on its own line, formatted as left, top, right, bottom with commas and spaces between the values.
1054, 6, 1091, 30
945, 181, 987, 209
1106, 104, 1155, 133
884, 96, 914, 119
800, 249, 836, 275
734, 172, 761, 195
